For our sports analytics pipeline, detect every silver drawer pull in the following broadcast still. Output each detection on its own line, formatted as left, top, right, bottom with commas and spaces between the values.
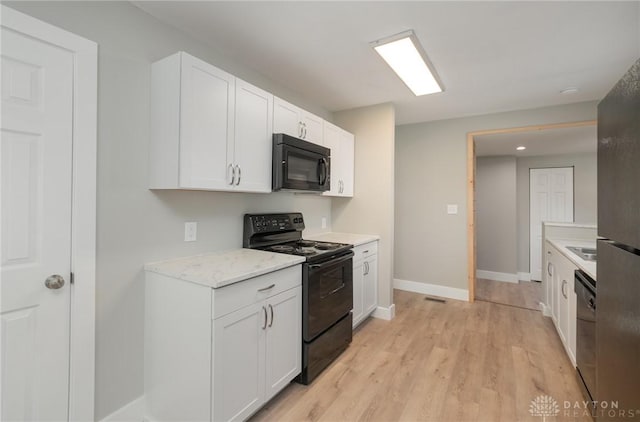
258, 284, 275, 292
362, 250, 369, 254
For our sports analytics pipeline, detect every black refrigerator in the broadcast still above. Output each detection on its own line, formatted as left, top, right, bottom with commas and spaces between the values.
596, 57, 640, 419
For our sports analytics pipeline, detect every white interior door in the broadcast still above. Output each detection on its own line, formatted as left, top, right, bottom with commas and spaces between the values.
1, 25, 74, 421
529, 167, 574, 281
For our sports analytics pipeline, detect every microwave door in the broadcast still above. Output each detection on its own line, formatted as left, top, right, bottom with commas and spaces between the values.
283, 147, 326, 191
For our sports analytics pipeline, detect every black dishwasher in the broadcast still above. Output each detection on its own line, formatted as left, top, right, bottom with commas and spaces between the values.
575, 269, 596, 405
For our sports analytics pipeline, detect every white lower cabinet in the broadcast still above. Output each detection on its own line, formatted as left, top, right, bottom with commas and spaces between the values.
145, 265, 301, 422
352, 241, 378, 328
544, 241, 577, 366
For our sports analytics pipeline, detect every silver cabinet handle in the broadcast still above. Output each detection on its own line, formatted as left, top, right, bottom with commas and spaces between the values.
298, 121, 304, 138
228, 163, 235, 185
547, 262, 552, 276
364, 261, 369, 275
262, 306, 267, 330
302, 122, 307, 139
235, 164, 241, 185
562, 280, 568, 299
45, 274, 65, 290
258, 284, 275, 292
268, 304, 274, 327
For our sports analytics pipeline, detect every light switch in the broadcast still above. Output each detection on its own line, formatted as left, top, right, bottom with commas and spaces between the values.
447, 204, 458, 215
184, 222, 197, 242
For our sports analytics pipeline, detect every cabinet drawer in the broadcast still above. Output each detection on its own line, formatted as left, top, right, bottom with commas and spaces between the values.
212, 265, 301, 319
354, 241, 378, 262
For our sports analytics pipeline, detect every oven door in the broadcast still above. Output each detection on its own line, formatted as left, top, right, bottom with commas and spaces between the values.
575, 270, 596, 402
303, 251, 353, 341
275, 143, 329, 191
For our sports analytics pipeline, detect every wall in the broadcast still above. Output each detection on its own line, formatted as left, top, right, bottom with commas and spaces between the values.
395, 101, 597, 293
332, 103, 396, 310
516, 152, 597, 272
476, 156, 517, 275
5, 2, 334, 419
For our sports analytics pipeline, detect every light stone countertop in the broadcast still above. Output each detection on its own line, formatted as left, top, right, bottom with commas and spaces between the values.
306, 232, 380, 247
546, 238, 597, 280
544, 222, 597, 229
144, 249, 305, 289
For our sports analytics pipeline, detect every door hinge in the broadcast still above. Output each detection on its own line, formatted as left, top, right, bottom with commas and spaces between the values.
70, 272, 75, 284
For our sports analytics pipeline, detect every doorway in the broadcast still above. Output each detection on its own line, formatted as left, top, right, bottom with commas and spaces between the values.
1, 6, 97, 420
467, 120, 596, 308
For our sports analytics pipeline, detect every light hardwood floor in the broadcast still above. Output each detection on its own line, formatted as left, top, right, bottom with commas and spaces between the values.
251, 289, 589, 422
475, 278, 542, 311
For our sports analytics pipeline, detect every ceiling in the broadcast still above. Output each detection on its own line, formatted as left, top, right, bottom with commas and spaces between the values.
134, 2, 640, 125
475, 125, 597, 157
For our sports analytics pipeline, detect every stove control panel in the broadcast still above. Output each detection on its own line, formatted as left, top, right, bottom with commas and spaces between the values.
244, 213, 305, 235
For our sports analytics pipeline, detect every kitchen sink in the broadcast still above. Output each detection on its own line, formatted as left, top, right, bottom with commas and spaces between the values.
567, 246, 597, 262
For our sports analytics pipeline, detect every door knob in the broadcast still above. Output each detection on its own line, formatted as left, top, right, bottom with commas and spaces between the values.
45, 275, 65, 290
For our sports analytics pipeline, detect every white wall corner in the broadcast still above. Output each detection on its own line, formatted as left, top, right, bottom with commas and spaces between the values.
372, 303, 396, 321
394, 279, 469, 302
476, 270, 519, 284
100, 395, 145, 422
517, 272, 532, 282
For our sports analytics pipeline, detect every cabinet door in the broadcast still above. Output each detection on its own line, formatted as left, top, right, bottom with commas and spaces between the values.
212, 302, 265, 422
352, 261, 364, 327
322, 122, 341, 197
551, 257, 559, 326
273, 97, 302, 138
179, 53, 235, 189
234, 79, 273, 193
264, 286, 301, 401
339, 130, 354, 197
301, 111, 324, 145
363, 256, 378, 316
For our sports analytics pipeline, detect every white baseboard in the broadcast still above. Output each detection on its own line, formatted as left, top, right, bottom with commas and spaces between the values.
540, 302, 551, 317
476, 270, 518, 284
100, 395, 144, 422
372, 304, 396, 321
394, 278, 469, 302
518, 272, 531, 282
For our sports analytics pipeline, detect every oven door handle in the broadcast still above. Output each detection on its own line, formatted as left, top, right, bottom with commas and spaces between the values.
320, 283, 346, 300
308, 251, 354, 270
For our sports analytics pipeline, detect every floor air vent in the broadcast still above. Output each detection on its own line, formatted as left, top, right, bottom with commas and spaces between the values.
424, 296, 446, 303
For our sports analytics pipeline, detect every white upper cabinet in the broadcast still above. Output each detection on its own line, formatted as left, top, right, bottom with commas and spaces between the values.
234, 78, 273, 193
149, 52, 272, 193
323, 121, 354, 197
273, 96, 324, 145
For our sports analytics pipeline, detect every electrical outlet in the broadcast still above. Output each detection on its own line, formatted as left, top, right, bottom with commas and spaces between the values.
321, 217, 327, 229
184, 222, 197, 241
447, 204, 458, 215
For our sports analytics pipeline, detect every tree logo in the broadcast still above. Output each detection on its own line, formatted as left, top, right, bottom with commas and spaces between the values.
530, 395, 560, 420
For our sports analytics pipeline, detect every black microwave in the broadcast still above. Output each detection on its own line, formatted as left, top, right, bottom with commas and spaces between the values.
272, 133, 330, 192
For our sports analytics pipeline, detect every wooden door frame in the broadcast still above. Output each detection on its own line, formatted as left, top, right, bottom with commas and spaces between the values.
466, 120, 596, 302
2, 6, 98, 420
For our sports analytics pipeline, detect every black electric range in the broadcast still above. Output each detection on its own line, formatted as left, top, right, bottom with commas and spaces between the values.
243, 212, 354, 384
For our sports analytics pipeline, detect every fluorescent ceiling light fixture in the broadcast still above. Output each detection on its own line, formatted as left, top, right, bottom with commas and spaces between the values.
371, 30, 443, 96
516, 146, 526, 151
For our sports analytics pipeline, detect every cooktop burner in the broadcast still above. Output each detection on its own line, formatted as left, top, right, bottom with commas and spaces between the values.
270, 245, 296, 253
297, 240, 317, 248
315, 242, 341, 250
